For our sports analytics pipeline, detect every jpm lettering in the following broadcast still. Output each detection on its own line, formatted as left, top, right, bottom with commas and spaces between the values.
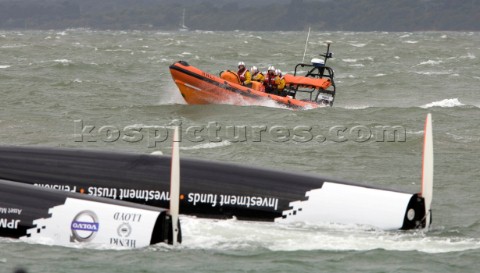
0, 218, 20, 229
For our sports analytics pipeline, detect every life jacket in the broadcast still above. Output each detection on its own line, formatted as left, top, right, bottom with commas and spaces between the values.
252, 72, 265, 82
264, 72, 277, 87
277, 76, 286, 91
238, 68, 248, 82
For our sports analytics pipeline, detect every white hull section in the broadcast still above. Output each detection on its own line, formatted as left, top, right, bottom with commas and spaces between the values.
21, 198, 161, 248
275, 182, 413, 230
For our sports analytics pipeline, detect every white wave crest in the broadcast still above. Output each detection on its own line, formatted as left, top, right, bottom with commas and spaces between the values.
53, 59, 72, 64
194, 30, 215, 34
350, 43, 366, 47
446, 133, 480, 143
1, 44, 26, 48
460, 53, 476, 59
342, 105, 370, 110
104, 49, 131, 52
421, 98, 464, 108
0, 65, 10, 69
415, 71, 450, 75
408, 130, 424, 136
419, 60, 443, 66
180, 140, 232, 151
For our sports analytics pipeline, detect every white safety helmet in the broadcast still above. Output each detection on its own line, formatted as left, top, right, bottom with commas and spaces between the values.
267, 65, 275, 72
275, 69, 282, 76
238, 61, 245, 68
250, 66, 258, 74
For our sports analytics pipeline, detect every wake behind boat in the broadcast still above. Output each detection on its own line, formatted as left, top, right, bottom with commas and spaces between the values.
169, 44, 336, 109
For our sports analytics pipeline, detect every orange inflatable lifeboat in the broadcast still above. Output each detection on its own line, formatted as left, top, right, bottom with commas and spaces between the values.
169, 44, 336, 109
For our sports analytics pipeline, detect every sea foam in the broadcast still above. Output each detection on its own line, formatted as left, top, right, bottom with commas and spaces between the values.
180, 140, 232, 151
421, 98, 464, 108
178, 216, 480, 253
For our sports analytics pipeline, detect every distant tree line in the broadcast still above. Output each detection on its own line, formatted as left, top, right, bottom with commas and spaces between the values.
0, 0, 479, 31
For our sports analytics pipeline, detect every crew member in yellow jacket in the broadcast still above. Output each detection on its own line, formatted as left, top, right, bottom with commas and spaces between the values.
237, 61, 252, 87
250, 66, 265, 83
275, 69, 286, 96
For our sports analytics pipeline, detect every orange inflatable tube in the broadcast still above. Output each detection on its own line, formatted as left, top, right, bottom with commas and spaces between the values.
284, 74, 331, 90
220, 70, 241, 85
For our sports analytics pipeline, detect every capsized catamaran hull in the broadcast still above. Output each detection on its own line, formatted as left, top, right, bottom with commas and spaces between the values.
0, 179, 178, 248
0, 145, 427, 230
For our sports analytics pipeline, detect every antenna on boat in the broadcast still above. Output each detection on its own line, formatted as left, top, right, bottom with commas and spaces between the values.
302, 27, 311, 64
321, 40, 333, 66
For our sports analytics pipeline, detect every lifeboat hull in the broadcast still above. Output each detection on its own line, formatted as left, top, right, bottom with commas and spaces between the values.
169, 61, 320, 109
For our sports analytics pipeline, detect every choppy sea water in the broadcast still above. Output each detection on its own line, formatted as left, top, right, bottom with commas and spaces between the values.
1, 29, 480, 272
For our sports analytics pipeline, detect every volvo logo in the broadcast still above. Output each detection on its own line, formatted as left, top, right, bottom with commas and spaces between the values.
70, 210, 99, 242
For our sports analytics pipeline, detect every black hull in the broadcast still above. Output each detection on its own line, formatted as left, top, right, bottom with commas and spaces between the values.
0, 179, 176, 247
0, 146, 426, 230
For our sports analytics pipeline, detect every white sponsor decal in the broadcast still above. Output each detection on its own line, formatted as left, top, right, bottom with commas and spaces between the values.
88, 187, 117, 199
187, 193, 278, 210
34, 183, 77, 192
117, 222, 132, 237
70, 210, 99, 242
33, 184, 172, 203
21, 198, 161, 249
0, 218, 20, 229
0, 207, 23, 215
118, 188, 170, 202
113, 212, 142, 222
